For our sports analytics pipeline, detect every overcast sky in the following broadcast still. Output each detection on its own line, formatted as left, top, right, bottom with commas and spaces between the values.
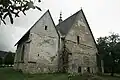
0, 0, 120, 52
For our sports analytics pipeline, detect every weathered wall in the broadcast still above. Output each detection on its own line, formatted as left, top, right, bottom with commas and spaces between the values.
65, 11, 98, 73
14, 41, 30, 72
14, 10, 98, 74
27, 11, 59, 73
14, 11, 59, 73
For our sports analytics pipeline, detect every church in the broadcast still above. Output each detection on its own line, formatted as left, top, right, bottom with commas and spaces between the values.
14, 9, 98, 74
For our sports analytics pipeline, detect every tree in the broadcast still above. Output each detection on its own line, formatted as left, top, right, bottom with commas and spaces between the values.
4, 52, 15, 66
97, 36, 109, 59
96, 36, 109, 72
0, 0, 41, 24
112, 42, 120, 73
97, 33, 120, 76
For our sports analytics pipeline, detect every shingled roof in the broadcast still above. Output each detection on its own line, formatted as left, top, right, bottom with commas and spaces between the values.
56, 10, 80, 35
56, 9, 98, 50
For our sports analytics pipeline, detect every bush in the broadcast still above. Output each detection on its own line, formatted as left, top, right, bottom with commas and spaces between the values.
4, 52, 14, 66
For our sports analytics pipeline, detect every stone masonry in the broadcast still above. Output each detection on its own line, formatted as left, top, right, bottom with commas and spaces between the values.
14, 9, 98, 74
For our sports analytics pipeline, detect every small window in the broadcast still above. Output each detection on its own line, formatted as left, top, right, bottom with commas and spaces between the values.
77, 36, 79, 44
87, 67, 90, 73
69, 53, 72, 55
38, 54, 39, 56
45, 25, 47, 30
78, 66, 81, 73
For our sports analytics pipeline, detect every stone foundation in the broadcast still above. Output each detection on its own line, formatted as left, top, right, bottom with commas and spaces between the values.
68, 66, 98, 74
14, 62, 58, 74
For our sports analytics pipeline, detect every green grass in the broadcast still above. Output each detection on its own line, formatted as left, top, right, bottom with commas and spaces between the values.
0, 68, 25, 80
100, 74, 120, 80
0, 68, 67, 80
70, 75, 120, 80
0, 68, 120, 80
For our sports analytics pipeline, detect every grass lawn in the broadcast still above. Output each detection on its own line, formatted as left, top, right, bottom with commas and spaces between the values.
0, 68, 68, 80
0, 68, 120, 80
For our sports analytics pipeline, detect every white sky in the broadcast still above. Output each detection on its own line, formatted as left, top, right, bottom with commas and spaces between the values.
0, 0, 120, 52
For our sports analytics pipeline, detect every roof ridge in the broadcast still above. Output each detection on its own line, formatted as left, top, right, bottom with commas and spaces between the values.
56, 10, 81, 35
56, 10, 81, 26
15, 10, 49, 46
65, 11, 79, 36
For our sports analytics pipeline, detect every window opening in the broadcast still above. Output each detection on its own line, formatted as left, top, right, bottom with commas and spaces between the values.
87, 67, 90, 73
45, 25, 47, 30
77, 36, 79, 44
78, 66, 81, 73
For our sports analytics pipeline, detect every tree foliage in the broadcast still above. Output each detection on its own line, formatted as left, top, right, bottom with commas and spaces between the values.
0, 0, 41, 24
4, 52, 15, 66
97, 32, 120, 76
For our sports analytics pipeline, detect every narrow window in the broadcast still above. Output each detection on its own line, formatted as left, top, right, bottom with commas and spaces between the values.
78, 66, 81, 73
77, 36, 79, 44
87, 67, 90, 73
45, 25, 47, 30
38, 54, 39, 56
21, 45, 25, 61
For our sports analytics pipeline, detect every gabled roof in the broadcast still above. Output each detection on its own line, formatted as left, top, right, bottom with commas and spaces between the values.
56, 10, 80, 35
56, 9, 98, 51
15, 9, 59, 46
80, 9, 99, 52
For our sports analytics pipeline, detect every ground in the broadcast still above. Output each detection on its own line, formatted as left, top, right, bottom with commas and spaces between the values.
0, 68, 120, 80
0, 68, 68, 80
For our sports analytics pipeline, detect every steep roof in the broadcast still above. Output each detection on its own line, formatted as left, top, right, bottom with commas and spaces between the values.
80, 9, 98, 51
56, 9, 98, 51
15, 10, 58, 46
56, 10, 80, 35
